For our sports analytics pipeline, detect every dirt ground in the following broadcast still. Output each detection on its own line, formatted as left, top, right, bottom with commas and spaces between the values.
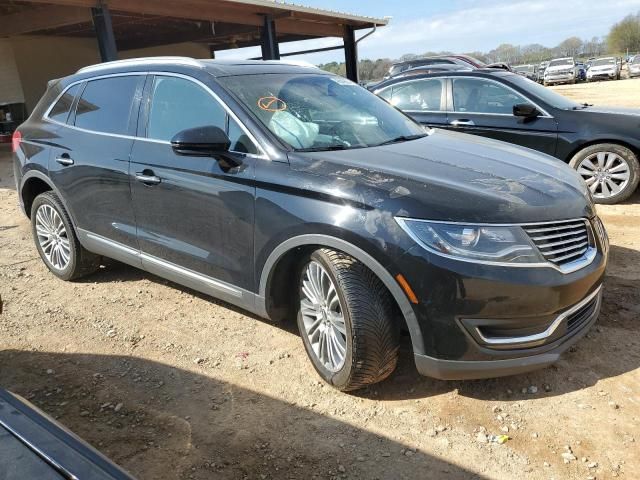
1, 80, 639, 480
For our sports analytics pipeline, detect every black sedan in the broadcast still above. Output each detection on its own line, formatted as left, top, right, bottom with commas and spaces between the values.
372, 70, 640, 204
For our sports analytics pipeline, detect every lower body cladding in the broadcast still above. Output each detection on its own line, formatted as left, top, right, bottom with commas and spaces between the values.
397, 240, 607, 380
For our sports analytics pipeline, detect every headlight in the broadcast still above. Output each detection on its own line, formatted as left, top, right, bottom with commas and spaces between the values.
396, 218, 546, 264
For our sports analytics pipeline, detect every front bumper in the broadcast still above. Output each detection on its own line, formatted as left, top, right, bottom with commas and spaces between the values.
545, 73, 574, 83
414, 287, 602, 379
395, 217, 607, 379
587, 71, 617, 80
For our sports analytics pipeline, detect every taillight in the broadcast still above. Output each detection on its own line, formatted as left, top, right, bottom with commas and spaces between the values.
12, 130, 22, 153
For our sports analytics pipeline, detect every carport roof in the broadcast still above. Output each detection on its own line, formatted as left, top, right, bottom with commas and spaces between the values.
0, 0, 388, 51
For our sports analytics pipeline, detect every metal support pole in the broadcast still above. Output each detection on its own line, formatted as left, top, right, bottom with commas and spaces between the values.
91, 3, 117, 62
260, 15, 280, 60
343, 25, 358, 83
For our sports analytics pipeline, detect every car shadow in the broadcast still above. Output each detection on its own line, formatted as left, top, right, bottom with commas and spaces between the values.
76, 243, 640, 406
0, 350, 486, 480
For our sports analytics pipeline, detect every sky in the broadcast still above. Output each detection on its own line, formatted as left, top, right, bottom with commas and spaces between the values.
215, 0, 640, 64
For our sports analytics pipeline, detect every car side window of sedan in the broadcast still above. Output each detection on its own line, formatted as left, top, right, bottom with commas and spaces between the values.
379, 79, 445, 112
452, 78, 533, 115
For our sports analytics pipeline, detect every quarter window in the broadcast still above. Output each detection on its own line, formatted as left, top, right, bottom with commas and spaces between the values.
147, 76, 226, 142
379, 79, 444, 111
452, 78, 533, 115
48, 84, 81, 124
74, 76, 139, 135
228, 117, 258, 154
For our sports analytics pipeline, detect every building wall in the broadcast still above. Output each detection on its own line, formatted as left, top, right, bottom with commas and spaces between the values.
0, 39, 25, 105
6, 36, 210, 113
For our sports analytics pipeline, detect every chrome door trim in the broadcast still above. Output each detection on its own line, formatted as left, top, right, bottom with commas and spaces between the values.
77, 229, 255, 306
43, 71, 269, 160
447, 75, 553, 118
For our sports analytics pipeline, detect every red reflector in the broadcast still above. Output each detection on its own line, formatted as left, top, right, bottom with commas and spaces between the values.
12, 130, 22, 153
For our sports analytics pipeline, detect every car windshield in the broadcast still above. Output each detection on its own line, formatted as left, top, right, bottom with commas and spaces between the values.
508, 75, 581, 110
548, 58, 573, 67
218, 73, 426, 151
592, 58, 616, 66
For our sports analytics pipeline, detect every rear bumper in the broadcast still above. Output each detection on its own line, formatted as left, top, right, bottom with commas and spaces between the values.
414, 287, 601, 380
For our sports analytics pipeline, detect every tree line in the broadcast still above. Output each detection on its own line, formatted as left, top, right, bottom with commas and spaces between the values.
319, 11, 640, 81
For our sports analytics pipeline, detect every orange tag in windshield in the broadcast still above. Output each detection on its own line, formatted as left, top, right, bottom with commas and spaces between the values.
257, 96, 287, 112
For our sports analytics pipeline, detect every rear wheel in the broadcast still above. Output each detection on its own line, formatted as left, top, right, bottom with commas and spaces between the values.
570, 143, 640, 204
296, 249, 399, 391
31, 192, 100, 280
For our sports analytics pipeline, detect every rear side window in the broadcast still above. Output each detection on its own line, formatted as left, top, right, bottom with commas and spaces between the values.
147, 76, 226, 142
75, 76, 139, 135
378, 79, 444, 111
48, 84, 81, 123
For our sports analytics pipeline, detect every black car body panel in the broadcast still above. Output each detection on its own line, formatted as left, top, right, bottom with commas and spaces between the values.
372, 70, 640, 164
14, 59, 608, 380
0, 389, 135, 480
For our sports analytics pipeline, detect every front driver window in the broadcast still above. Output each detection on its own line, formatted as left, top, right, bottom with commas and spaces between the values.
147, 76, 226, 142
452, 78, 532, 115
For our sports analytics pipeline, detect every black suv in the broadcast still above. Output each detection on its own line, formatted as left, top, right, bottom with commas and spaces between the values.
13, 58, 608, 391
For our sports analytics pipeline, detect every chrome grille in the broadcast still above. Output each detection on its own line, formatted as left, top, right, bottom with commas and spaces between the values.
522, 219, 592, 266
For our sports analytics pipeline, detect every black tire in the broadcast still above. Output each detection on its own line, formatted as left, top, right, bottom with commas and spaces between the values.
296, 248, 399, 391
31, 192, 101, 280
569, 143, 640, 205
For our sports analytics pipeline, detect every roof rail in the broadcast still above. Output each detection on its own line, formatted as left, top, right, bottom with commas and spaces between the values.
77, 56, 202, 73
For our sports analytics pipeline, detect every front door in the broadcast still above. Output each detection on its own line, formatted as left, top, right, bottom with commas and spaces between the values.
446, 77, 558, 156
130, 74, 260, 301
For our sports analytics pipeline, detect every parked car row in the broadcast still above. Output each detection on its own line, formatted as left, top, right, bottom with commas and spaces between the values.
372, 68, 640, 204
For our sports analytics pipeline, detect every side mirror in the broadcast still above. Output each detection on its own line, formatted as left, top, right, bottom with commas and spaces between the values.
171, 126, 231, 156
513, 103, 540, 118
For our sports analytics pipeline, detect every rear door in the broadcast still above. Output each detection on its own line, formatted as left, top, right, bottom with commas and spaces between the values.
48, 74, 144, 256
376, 77, 448, 128
446, 77, 558, 155
129, 74, 260, 299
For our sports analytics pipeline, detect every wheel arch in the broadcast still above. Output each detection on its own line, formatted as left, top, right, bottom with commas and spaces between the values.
20, 172, 79, 231
258, 234, 426, 356
565, 138, 640, 163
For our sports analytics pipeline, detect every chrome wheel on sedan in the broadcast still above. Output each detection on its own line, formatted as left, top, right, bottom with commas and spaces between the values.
35, 204, 71, 270
577, 151, 630, 199
570, 143, 640, 205
300, 260, 347, 372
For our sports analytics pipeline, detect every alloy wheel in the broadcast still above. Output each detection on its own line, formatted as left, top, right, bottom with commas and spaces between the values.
300, 261, 348, 372
577, 151, 630, 200
35, 204, 71, 270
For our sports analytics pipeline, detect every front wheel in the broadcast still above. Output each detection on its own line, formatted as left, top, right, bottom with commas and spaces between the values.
570, 143, 640, 204
296, 249, 399, 391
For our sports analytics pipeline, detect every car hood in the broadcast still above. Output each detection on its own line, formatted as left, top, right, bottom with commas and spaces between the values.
581, 105, 640, 117
546, 65, 573, 73
289, 129, 594, 224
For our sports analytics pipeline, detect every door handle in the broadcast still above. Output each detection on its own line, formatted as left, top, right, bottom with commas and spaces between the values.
449, 119, 475, 127
135, 172, 161, 185
55, 154, 74, 166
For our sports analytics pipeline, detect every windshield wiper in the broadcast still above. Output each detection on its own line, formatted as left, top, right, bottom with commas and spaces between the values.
374, 134, 427, 147
572, 103, 593, 110
296, 144, 351, 152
